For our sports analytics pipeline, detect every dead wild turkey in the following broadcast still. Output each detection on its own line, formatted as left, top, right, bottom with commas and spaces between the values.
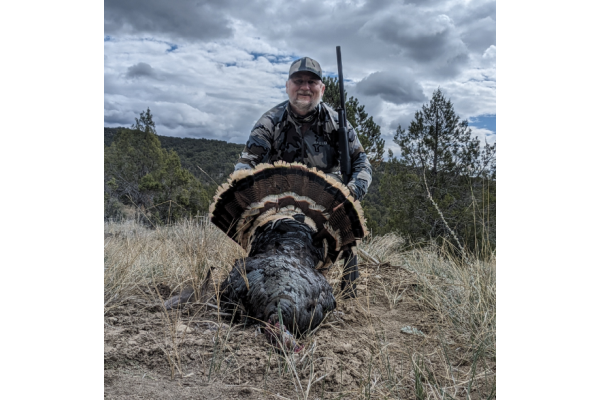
209, 162, 367, 340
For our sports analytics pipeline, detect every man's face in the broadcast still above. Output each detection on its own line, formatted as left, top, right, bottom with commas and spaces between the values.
285, 72, 326, 115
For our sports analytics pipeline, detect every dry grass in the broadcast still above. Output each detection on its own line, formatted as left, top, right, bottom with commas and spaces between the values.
104, 218, 496, 399
104, 217, 243, 311
402, 248, 496, 359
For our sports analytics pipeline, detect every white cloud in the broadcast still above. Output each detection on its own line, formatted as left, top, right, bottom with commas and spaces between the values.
104, 0, 496, 149
470, 126, 496, 146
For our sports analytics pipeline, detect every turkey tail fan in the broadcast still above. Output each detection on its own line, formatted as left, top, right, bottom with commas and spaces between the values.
210, 162, 368, 265
212, 162, 365, 336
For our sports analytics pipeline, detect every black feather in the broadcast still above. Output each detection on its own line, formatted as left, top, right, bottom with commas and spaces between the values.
220, 218, 336, 334
210, 163, 367, 337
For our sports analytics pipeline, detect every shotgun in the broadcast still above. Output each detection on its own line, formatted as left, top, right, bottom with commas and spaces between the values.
336, 46, 359, 298
336, 46, 351, 185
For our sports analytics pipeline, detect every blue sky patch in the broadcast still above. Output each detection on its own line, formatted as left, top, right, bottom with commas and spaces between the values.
250, 51, 268, 60
250, 52, 291, 64
137, 37, 178, 53
469, 114, 495, 133
104, 35, 112, 42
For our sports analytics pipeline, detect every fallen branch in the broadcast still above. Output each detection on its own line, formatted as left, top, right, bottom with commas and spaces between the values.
357, 247, 380, 264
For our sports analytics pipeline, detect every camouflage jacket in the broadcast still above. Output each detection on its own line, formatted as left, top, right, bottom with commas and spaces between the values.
235, 101, 372, 201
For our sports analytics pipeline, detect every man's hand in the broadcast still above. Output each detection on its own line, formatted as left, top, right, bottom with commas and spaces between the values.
347, 182, 357, 199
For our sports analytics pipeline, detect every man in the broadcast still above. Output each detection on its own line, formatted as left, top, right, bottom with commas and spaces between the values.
235, 56, 372, 298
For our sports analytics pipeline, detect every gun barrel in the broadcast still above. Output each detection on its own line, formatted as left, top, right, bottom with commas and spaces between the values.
336, 46, 346, 120
336, 46, 351, 183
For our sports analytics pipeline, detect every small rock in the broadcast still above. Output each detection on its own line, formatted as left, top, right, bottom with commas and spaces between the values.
176, 323, 193, 333
400, 325, 425, 336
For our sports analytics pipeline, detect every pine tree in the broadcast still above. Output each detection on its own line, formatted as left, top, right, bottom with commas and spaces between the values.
104, 125, 165, 208
104, 109, 210, 223
132, 107, 156, 134
382, 89, 496, 254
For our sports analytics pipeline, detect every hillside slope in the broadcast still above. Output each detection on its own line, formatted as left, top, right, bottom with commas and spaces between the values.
104, 127, 385, 229
105, 127, 245, 186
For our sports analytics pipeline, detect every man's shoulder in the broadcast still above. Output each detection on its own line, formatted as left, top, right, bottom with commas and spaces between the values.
259, 101, 289, 122
252, 101, 289, 133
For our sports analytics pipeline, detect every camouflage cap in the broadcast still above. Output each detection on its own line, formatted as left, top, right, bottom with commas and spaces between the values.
289, 57, 322, 80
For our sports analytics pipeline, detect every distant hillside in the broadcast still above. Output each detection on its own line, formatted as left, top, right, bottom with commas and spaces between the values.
105, 127, 245, 185
104, 127, 385, 229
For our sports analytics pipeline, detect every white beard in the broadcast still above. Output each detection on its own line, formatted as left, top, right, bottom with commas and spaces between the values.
290, 93, 321, 114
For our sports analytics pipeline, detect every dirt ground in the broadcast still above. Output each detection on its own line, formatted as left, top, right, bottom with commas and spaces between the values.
104, 264, 492, 399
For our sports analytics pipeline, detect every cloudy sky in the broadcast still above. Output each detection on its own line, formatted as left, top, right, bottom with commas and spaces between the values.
104, 0, 496, 155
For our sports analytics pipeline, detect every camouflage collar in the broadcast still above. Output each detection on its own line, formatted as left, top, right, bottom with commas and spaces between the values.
287, 103, 319, 124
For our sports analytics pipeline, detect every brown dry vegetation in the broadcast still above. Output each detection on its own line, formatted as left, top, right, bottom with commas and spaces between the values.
104, 217, 495, 399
